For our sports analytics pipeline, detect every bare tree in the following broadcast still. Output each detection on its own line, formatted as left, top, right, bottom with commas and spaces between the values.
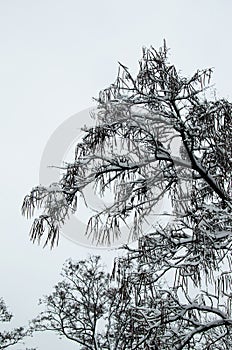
0, 298, 30, 349
23, 42, 232, 348
31, 256, 110, 350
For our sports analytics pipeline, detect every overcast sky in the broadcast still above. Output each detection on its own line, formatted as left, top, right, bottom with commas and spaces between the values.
1, 1, 232, 348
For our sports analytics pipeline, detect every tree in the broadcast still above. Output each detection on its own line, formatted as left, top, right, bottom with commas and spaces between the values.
31, 256, 110, 349
0, 298, 30, 349
23, 42, 232, 348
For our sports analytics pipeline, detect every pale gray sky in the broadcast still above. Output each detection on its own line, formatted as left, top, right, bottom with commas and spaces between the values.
0, 0, 232, 348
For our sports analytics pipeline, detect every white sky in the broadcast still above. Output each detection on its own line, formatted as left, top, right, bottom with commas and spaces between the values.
0, 1, 232, 348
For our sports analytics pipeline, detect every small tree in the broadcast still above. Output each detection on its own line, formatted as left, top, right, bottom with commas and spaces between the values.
23, 42, 232, 348
0, 298, 29, 349
31, 256, 110, 350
